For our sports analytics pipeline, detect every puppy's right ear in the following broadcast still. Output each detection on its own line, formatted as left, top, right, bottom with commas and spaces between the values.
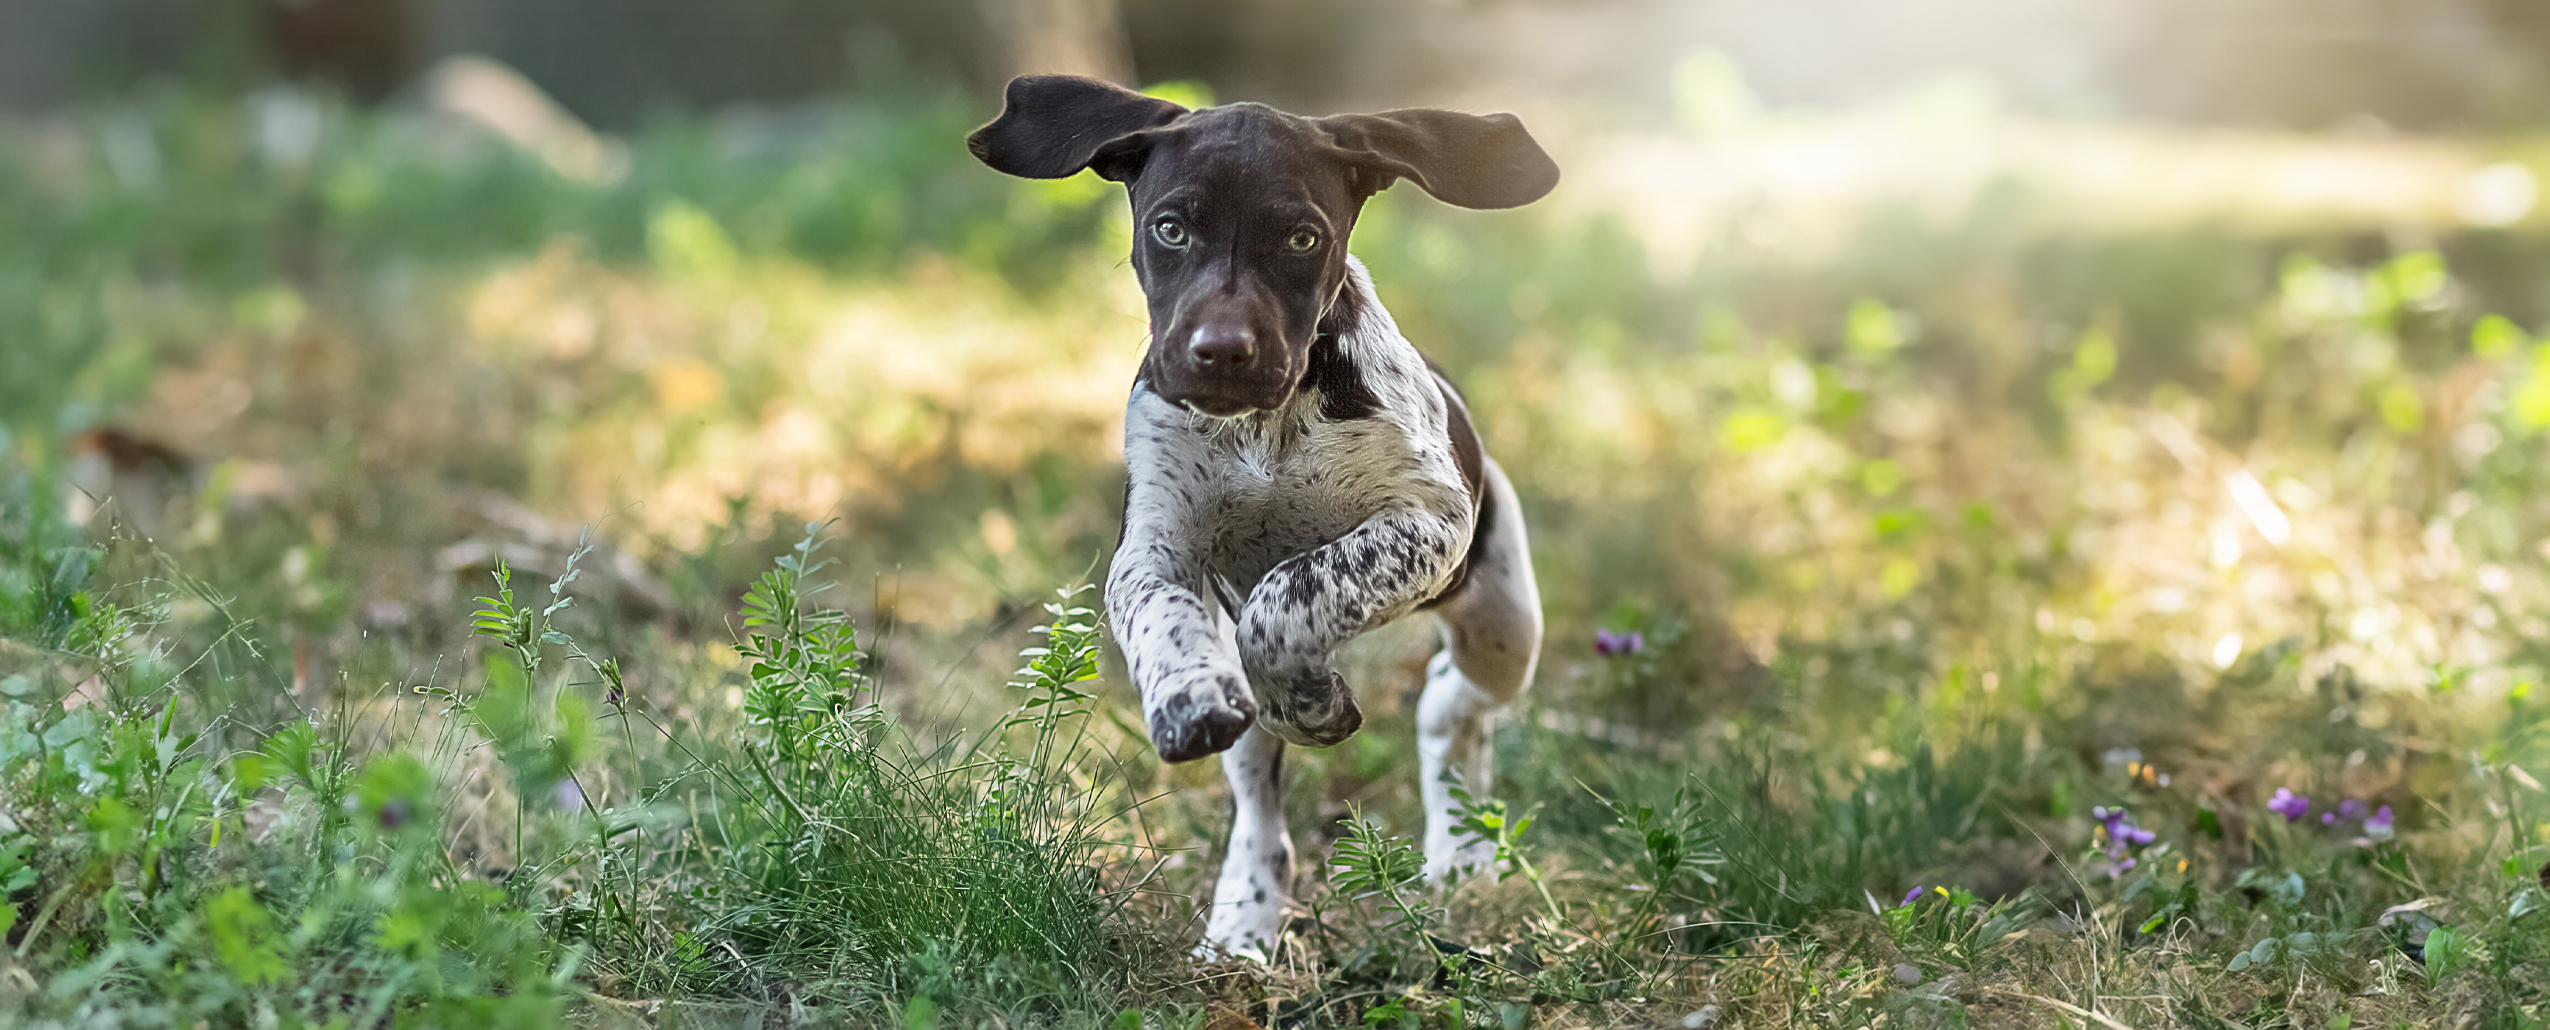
967, 75, 1188, 182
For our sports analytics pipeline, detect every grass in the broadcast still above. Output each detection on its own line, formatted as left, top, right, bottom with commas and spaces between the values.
4, 77, 2550, 1026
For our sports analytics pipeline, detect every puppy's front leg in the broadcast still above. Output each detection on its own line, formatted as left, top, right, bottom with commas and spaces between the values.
1109, 401, 1255, 762
1108, 537, 1254, 761
1239, 505, 1470, 747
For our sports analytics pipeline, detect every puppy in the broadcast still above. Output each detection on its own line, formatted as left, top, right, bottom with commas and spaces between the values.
969, 75, 1553, 959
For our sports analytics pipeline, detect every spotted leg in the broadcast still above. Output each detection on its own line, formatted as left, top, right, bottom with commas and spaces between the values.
1237, 499, 1473, 750
1198, 722, 1293, 961
1109, 392, 1256, 762
1419, 457, 1542, 882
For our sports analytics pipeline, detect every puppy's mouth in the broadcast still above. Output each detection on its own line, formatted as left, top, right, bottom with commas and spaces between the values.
1153, 366, 1300, 419
1146, 317, 1307, 417
1176, 395, 1274, 419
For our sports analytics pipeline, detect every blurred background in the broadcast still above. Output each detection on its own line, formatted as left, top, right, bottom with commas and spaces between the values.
11, 0, 2550, 985
16, 0, 2550, 128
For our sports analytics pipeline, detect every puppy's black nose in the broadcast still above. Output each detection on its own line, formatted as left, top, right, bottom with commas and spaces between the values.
1188, 325, 1256, 366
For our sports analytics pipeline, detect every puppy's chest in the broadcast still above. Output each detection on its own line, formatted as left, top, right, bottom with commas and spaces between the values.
1202, 422, 1412, 588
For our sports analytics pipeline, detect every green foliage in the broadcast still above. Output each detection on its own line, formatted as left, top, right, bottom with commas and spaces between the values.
0, 486, 1154, 1024
1331, 807, 1433, 941
1010, 584, 1104, 728
1450, 787, 1563, 924
201, 886, 288, 986
2226, 929, 2339, 973
2423, 924, 2473, 981
1596, 785, 1722, 902
659, 525, 1131, 1016
735, 524, 877, 765
0, 547, 570, 1026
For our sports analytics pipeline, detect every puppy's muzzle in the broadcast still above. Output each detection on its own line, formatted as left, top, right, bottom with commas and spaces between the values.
1155, 319, 1295, 417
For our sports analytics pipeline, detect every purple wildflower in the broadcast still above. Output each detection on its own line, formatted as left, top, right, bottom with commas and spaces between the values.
2337, 799, 2368, 821
1902, 886, 1924, 907
2093, 806, 2155, 851
2363, 805, 2395, 840
2091, 806, 2156, 878
377, 797, 410, 831
2322, 812, 2337, 825
1595, 629, 1645, 658
2267, 788, 2310, 822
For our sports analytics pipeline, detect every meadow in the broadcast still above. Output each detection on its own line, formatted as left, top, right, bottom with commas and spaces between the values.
5, 74, 2550, 1027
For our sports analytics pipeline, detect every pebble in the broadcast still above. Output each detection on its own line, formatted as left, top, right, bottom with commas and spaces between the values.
1893, 963, 1924, 986
1682, 1004, 1722, 1029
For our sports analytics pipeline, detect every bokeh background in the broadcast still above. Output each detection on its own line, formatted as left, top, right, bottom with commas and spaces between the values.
11, 1, 2550, 1024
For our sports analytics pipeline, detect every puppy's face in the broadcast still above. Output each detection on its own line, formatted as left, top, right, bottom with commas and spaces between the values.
1118, 106, 1362, 416
968, 77, 1559, 417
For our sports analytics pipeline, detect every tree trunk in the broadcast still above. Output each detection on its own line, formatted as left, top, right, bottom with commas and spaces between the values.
977, 0, 1133, 85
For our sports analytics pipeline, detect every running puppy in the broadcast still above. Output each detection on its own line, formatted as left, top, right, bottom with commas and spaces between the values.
968, 76, 1553, 960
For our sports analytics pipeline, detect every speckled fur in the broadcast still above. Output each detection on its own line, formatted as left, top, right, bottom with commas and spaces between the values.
968, 75, 1557, 962
1107, 258, 1544, 960
1111, 259, 1467, 752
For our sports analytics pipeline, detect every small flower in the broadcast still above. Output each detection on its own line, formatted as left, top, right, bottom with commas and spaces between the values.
1595, 629, 1645, 658
2093, 806, 2155, 852
2268, 787, 2310, 822
1902, 886, 1925, 907
2321, 812, 2337, 825
377, 798, 410, 831
605, 683, 625, 707
2337, 798, 2368, 821
2091, 806, 2155, 878
2363, 804, 2395, 840
555, 778, 586, 813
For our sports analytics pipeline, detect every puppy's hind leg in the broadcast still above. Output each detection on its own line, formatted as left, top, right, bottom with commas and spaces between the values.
1199, 724, 1293, 961
1419, 457, 1542, 882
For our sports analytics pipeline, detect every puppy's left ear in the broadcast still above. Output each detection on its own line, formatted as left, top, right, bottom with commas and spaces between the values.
968, 75, 1189, 181
1317, 109, 1560, 210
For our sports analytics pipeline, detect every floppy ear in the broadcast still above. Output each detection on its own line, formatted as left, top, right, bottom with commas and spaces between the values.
1317, 109, 1560, 210
967, 75, 1189, 182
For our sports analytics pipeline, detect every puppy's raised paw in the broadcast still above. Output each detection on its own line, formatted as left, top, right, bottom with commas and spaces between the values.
1147, 671, 1256, 762
1257, 669, 1362, 748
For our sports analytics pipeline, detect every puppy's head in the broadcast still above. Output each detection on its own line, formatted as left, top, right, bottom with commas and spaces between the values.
969, 76, 1558, 417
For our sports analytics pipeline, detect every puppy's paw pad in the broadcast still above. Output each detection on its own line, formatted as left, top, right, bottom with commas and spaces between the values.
1148, 673, 1255, 762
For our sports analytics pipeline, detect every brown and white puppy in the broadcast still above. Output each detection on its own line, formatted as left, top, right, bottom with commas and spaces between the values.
969, 75, 1551, 960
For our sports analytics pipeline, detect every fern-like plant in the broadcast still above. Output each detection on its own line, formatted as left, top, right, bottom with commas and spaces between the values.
735, 523, 874, 770
1006, 583, 1102, 768
467, 544, 590, 869
1331, 806, 1433, 940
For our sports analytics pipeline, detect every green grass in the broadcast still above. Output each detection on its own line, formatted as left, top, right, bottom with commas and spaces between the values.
6, 81, 2550, 1027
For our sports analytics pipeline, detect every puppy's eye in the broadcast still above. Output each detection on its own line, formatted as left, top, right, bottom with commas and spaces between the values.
1287, 228, 1321, 252
1152, 219, 1188, 248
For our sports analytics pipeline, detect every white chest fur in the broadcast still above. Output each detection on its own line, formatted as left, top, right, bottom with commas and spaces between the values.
1141, 260, 1471, 602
